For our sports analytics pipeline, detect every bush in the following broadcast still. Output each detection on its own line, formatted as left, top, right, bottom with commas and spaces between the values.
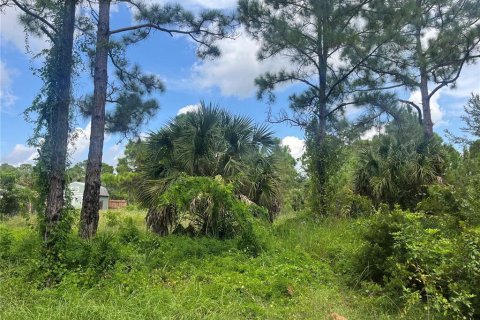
357, 208, 480, 318
118, 218, 141, 244
354, 117, 446, 210
328, 187, 374, 218
146, 175, 261, 241
237, 224, 262, 257
105, 210, 120, 227
417, 184, 480, 226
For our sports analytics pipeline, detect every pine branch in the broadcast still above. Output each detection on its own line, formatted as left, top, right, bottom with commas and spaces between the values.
12, 0, 58, 34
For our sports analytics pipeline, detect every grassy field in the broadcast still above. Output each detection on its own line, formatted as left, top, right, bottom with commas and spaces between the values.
0, 209, 428, 320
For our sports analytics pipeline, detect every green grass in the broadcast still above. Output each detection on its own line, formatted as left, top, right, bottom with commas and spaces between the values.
0, 209, 427, 319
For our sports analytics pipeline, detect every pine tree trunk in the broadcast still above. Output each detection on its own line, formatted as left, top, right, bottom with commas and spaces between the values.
43, 0, 76, 243
414, 6, 434, 140
80, 0, 110, 239
314, 38, 329, 217
420, 68, 433, 139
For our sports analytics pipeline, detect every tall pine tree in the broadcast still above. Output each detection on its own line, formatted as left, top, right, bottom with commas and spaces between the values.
365, 0, 480, 139
78, 1, 235, 238
239, 0, 385, 214
4, 0, 77, 245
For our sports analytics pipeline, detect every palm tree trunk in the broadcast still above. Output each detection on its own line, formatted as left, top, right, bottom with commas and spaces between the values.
80, 0, 110, 239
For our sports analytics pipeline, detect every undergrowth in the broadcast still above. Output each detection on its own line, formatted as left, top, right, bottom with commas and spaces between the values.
1, 209, 430, 319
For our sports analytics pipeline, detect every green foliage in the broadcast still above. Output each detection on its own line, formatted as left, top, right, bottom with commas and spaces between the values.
67, 161, 114, 182
304, 135, 346, 215
237, 223, 262, 257
311, 141, 375, 218
357, 208, 480, 318
0, 209, 431, 320
239, 0, 388, 215
104, 210, 120, 228
139, 103, 290, 228
149, 175, 254, 239
365, 0, 480, 137
102, 171, 139, 203
118, 218, 141, 244
0, 168, 36, 218
105, 94, 160, 138
0, 172, 21, 217
355, 114, 446, 209
444, 142, 480, 224
461, 94, 480, 139
0, 227, 14, 259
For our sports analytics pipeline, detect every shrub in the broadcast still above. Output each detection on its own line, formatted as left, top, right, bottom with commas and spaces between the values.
417, 184, 480, 226
146, 175, 259, 240
328, 187, 374, 218
118, 218, 141, 244
357, 208, 480, 318
354, 117, 446, 210
88, 233, 121, 274
237, 224, 262, 257
104, 210, 120, 227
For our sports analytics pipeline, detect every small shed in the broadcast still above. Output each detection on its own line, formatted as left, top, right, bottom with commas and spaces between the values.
68, 182, 110, 210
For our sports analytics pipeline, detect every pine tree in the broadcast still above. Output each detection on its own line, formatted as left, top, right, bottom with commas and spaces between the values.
462, 93, 480, 139
4, 0, 78, 244
239, 0, 385, 215
78, 1, 235, 238
365, 0, 480, 139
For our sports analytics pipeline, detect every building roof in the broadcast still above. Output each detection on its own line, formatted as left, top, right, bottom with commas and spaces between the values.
100, 186, 109, 197
68, 182, 109, 197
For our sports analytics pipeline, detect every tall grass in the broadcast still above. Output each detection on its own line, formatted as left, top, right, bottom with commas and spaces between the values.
0, 209, 428, 319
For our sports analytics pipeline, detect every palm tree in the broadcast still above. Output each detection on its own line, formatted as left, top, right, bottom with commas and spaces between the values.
138, 102, 284, 235
355, 113, 446, 209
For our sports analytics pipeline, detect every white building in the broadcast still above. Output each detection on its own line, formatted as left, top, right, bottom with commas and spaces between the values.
68, 182, 109, 210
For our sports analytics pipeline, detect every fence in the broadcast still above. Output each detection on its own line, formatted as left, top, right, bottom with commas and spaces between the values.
108, 199, 128, 209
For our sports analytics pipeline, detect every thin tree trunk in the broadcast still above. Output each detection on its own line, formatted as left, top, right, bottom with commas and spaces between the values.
80, 0, 110, 239
415, 4, 434, 139
314, 19, 329, 216
419, 68, 433, 139
44, 0, 76, 243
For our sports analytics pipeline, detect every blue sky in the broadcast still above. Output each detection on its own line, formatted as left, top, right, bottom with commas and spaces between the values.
1, 1, 479, 167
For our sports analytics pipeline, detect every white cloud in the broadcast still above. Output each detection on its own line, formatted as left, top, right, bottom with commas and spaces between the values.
281, 136, 305, 160
441, 63, 480, 99
361, 125, 386, 140
103, 144, 125, 167
0, 6, 49, 53
68, 122, 92, 163
182, 0, 237, 9
0, 60, 18, 113
192, 28, 292, 98
134, 0, 237, 10
420, 28, 439, 49
281, 136, 305, 172
139, 132, 149, 141
1, 144, 38, 166
69, 122, 127, 166
399, 62, 479, 134
1, 121, 125, 167
177, 103, 201, 115
409, 90, 444, 126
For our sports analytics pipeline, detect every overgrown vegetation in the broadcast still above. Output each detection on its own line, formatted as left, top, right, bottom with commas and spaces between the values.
0, 209, 432, 320
1, 0, 480, 319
